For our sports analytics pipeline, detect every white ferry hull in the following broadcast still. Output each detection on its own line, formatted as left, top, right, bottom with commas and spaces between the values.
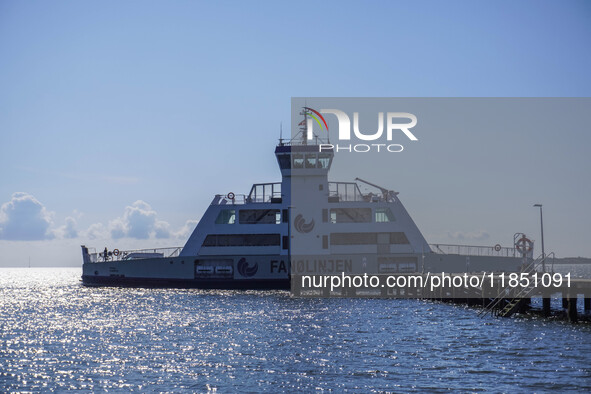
82, 252, 522, 289
82, 254, 291, 289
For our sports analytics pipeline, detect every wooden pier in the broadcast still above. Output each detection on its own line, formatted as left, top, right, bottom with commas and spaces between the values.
291, 272, 591, 323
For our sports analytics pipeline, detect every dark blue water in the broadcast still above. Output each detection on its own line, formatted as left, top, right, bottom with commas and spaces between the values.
1, 268, 591, 392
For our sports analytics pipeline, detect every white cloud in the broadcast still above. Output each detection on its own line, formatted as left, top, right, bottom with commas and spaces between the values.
447, 230, 490, 242
106, 200, 172, 239
174, 219, 198, 239
85, 223, 109, 240
0, 194, 183, 243
53, 216, 78, 239
109, 217, 127, 239
0, 192, 55, 240
154, 220, 171, 239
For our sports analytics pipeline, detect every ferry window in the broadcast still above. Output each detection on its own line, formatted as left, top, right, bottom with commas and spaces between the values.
318, 154, 332, 169
330, 232, 409, 245
215, 209, 236, 224
239, 209, 281, 224
378, 257, 418, 273
292, 154, 304, 168
277, 154, 291, 169
329, 208, 372, 223
203, 233, 281, 247
305, 154, 317, 168
375, 208, 395, 222
322, 235, 328, 249
282, 236, 289, 250
399, 262, 416, 272
331, 232, 377, 245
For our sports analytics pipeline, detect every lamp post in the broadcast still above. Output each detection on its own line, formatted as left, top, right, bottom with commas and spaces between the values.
533, 204, 545, 271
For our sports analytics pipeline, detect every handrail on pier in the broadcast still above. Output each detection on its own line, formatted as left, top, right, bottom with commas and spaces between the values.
479, 252, 555, 318
429, 243, 517, 258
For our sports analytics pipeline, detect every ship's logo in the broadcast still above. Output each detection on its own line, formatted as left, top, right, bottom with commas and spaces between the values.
237, 257, 258, 277
300, 107, 329, 132
294, 214, 315, 233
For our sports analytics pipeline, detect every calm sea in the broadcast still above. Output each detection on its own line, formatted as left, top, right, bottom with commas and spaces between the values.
1, 267, 591, 392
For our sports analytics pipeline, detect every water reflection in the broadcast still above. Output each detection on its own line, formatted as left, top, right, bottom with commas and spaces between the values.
1, 268, 590, 391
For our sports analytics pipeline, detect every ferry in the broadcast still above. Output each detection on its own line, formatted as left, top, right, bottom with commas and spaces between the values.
81, 111, 530, 289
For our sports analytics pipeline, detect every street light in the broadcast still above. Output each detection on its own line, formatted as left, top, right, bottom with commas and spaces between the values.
533, 204, 545, 271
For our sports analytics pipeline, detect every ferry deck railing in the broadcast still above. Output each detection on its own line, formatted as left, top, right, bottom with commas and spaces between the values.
88, 246, 183, 263
210, 181, 397, 205
328, 182, 395, 203
212, 183, 282, 205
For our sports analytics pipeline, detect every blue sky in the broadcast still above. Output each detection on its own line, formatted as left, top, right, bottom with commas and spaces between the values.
1, 1, 590, 266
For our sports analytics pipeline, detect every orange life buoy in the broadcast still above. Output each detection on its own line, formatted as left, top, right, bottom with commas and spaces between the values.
227, 192, 235, 199
113, 249, 120, 256
494, 244, 502, 252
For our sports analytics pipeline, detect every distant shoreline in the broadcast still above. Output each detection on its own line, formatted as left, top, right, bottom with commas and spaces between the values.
552, 257, 591, 265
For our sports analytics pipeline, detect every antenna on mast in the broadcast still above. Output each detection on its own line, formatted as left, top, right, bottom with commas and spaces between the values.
299, 107, 309, 145
279, 122, 283, 145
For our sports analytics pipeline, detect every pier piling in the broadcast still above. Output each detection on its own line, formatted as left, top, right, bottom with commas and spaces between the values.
543, 297, 551, 317
568, 296, 578, 323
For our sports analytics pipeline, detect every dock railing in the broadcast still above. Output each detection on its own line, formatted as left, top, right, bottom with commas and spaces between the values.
429, 243, 518, 257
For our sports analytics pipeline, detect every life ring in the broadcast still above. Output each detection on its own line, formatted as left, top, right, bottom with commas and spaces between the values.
113, 249, 120, 257
227, 192, 235, 200
494, 244, 502, 252
515, 237, 533, 253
